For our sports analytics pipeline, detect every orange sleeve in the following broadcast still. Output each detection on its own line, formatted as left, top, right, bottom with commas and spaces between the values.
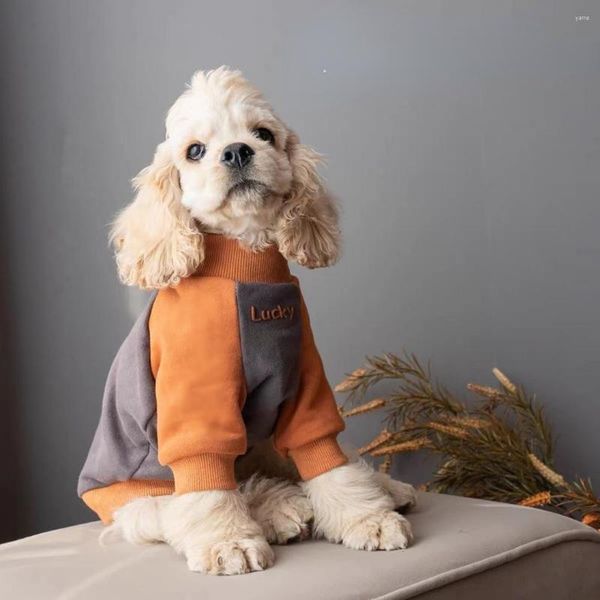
149, 277, 246, 493
273, 287, 348, 480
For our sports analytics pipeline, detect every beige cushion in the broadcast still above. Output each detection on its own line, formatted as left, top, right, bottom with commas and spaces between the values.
0, 492, 598, 599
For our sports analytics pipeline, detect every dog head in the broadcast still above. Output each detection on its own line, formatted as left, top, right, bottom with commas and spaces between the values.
111, 67, 340, 289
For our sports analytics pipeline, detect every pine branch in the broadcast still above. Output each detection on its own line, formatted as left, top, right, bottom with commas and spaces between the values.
554, 478, 600, 517
335, 352, 600, 529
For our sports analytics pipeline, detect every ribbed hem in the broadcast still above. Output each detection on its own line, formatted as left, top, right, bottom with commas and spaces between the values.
81, 479, 175, 524
289, 436, 348, 480
170, 453, 238, 494
195, 234, 292, 283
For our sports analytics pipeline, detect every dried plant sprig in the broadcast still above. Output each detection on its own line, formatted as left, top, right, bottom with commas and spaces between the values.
553, 478, 600, 518
426, 421, 469, 439
582, 513, 600, 529
519, 491, 553, 507
334, 368, 368, 393
528, 453, 566, 488
492, 368, 517, 394
336, 352, 600, 527
492, 387, 554, 463
370, 438, 431, 456
467, 383, 504, 401
448, 415, 491, 429
342, 398, 386, 417
337, 353, 464, 421
358, 430, 393, 455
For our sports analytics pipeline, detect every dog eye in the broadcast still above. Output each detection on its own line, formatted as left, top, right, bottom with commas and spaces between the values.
252, 128, 275, 144
186, 143, 206, 161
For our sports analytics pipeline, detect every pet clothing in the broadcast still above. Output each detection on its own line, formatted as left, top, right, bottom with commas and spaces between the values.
78, 234, 347, 522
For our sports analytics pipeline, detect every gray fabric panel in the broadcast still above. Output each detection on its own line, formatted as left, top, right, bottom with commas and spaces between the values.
236, 282, 302, 445
1, 492, 599, 599
77, 297, 171, 496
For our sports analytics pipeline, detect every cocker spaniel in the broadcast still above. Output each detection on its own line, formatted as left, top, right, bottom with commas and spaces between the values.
79, 67, 415, 575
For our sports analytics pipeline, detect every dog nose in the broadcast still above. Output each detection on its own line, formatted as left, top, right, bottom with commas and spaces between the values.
221, 143, 255, 169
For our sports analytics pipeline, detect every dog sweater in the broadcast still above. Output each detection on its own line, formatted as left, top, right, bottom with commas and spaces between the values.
78, 234, 347, 522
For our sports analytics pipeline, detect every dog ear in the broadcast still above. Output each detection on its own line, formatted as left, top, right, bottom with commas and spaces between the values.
110, 141, 204, 289
275, 132, 341, 268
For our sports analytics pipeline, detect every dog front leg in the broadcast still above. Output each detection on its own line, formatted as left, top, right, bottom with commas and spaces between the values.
161, 489, 274, 574
107, 490, 274, 574
302, 459, 415, 551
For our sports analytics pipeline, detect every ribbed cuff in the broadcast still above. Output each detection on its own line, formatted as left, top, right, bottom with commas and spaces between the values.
170, 454, 237, 494
289, 436, 348, 480
82, 479, 175, 524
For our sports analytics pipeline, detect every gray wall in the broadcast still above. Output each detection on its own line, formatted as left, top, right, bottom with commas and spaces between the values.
1, 0, 598, 541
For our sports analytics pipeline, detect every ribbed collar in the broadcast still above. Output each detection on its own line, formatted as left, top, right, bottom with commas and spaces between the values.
193, 234, 291, 283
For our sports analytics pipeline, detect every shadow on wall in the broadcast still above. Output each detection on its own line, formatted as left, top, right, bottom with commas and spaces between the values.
0, 233, 25, 542
0, 0, 24, 544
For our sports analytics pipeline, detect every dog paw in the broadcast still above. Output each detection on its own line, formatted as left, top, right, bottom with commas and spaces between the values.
186, 537, 274, 575
243, 477, 314, 545
260, 490, 313, 545
343, 511, 413, 551
375, 474, 417, 512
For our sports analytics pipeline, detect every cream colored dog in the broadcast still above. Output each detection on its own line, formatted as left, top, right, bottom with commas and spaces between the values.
105, 67, 416, 575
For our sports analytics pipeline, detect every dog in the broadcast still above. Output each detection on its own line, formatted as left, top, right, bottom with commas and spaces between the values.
78, 67, 416, 575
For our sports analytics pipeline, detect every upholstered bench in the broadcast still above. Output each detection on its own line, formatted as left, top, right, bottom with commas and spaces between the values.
1, 492, 598, 599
